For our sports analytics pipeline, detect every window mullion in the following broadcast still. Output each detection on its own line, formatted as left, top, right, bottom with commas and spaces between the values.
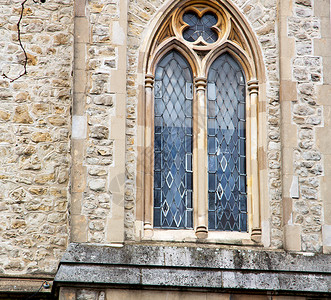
194, 77, 208, 238
144, 74, 154, 237
247, 80, 261, 241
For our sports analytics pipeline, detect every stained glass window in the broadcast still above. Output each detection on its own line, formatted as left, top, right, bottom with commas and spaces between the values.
154, 51, 193, 229
207, 53, 247, 232
183, 11, 218, 43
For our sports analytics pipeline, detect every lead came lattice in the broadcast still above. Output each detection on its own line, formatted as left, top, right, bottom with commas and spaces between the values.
207, 53, 247, 231
154, 51, 193, 229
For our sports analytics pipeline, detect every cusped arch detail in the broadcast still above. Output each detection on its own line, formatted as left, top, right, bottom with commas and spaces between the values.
148, 38, 200, 77
140, 0, 265, 81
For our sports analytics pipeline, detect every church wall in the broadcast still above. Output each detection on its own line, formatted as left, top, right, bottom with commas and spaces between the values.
68, 0, 331, 254
0, 0, 331, 296
0, 0, 73, 280
280, 0, 330, 253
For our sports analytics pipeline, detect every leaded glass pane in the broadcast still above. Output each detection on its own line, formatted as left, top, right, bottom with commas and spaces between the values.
183, 11, 218, 43
207, 53, 247, 232
154, 51, 193, 229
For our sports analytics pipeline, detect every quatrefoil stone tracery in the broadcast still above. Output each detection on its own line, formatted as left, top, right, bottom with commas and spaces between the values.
182, 11, 218, 44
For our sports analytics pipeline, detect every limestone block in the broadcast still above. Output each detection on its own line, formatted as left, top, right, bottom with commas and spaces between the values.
284, 224, 301, 251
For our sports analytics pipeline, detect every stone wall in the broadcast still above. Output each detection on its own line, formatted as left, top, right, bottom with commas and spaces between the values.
0, 0, 73, 275
289, 0, 323, 252
70, 0, 128, 245
280, 0, 330, 253
1, 0, 330, 288
59, 0, 330, 252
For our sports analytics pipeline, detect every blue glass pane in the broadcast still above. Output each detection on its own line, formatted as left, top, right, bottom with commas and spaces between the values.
207, 53, 247, 232
154, 51, 193, 229
183, 11, 218, 43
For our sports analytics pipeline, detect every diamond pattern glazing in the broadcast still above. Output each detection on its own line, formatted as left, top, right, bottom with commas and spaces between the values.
207, 53, 247, 231
154, 51, 193, 229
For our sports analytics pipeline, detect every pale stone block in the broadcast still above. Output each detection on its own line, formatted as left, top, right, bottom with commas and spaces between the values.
70, 215, 88, 243
110, 69, 127, 93
74, 17, 89, 44
314, 38, 331, 58
112, 21, 126, 45
73, 93, 86, 116
117, 45, 127, 71
322, 225, 331, 246
284, 224, 301, 251
279, 0, 293, 16
280, 80, 297, 103
71, 192, 82, 215
72, 139, 85, 164
281, 56, 295, 81
283, 196, 293, 225
74, 43, 86, 70
74, 0, 86, 17
71, 165, 87, 193
317, 16, 331, 39
282, 124, 297, 147
72, 115, 87, 139
282, 147, 294, 175
106, 213, 124, 243
316, 84, 331, 106
321, 56, 331, 84
290, 175, 299, 199
74, 69, 87, 94
110, 117, 126, 140
314, 0, 330, 17
261, 220, 270, 247
89, 179, 106, 192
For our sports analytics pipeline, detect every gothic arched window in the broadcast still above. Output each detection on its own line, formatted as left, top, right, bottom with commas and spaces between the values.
153, 51, 194, 229
207, 53, 247, 232
139, 0, 264, 242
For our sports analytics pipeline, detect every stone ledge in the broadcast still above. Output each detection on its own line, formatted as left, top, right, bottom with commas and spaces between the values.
60, 243, 331, 273
54, 243, 331, 295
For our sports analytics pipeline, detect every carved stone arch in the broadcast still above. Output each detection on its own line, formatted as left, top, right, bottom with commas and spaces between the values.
146, 38, 200, 77
204, 41, 254, 80
139, 0, 265, 81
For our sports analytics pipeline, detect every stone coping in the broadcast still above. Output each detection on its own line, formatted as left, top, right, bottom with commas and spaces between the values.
54, 243, 331, 294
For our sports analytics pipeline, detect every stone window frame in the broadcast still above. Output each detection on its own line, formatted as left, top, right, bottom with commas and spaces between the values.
136, 0, 267, 244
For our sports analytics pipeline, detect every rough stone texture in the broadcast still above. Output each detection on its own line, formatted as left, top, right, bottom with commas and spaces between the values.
54, 244, 331, 295
288, 0, 324, 252
0, 0, 73, 275
82, 0, 117, 244
0, 0, 330, 290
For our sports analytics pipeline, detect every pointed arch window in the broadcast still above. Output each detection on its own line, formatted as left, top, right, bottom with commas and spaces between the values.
153, 51, 193, 229
139, 0, 264, 242
207, 53, 247, 232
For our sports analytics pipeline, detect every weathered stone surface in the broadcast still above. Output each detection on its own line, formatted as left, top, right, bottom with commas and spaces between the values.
55, 244, 331, 294
0, 0, 72, 278
13, 105, 33, 124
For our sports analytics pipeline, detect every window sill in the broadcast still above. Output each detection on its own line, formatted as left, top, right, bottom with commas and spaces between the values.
142, 229, 259, 246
